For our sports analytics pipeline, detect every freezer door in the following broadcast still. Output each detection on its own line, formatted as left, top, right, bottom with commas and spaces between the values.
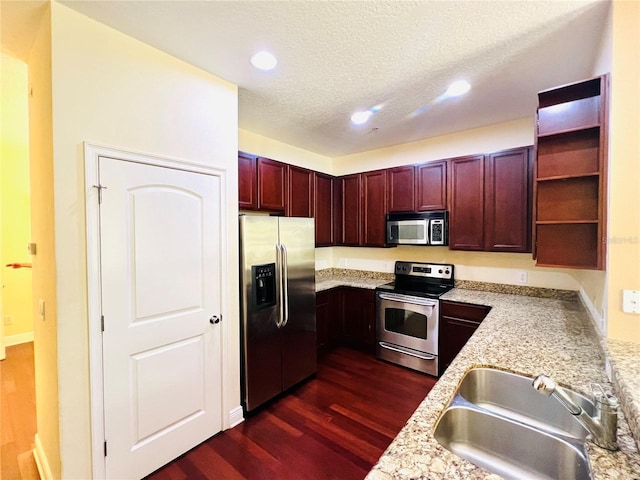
239, 216, 282, 411
278, 217, 317, 390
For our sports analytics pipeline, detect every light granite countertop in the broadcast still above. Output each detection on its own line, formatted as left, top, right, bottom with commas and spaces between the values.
315, 270, 640, 480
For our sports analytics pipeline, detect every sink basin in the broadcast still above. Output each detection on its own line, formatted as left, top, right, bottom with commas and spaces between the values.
434, 405, 590, 480
456, 367, 593, 439
433, 367, 594, 480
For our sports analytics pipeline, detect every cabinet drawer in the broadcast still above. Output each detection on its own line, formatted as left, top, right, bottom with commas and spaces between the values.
440, 301, 490, 323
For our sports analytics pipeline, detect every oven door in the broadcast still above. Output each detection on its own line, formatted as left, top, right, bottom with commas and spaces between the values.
376, 291, 440, 375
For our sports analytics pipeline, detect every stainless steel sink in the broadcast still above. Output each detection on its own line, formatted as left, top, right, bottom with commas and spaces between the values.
434, 405, 591, 480
433, 367, 593, 480
455, 367, 592, 439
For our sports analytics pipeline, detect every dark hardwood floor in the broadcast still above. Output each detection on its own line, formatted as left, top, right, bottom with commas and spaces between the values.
146, 347, 437, 480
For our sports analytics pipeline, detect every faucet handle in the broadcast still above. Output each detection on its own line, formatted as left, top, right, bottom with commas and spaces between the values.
591, 383, 619, 409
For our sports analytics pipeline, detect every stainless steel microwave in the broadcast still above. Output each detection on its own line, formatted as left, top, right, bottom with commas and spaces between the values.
386, 211, 448, 246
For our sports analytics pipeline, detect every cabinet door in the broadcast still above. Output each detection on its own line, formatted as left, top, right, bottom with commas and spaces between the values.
439, 316, 480, 375
416, 160, 447, 211
286, 165, 314, 217
485, 147, 532, 252
314, 172, 335, 246
316, 290, 340, 357
238, 152, 257, 210
449, 155, 485, 250
340, 288, 364, 347
362, 170, 388, 247
361, 289, 376, 354
341, 174, 361, 245
257, 157, 287, 212
439, 301, 490, 375
332, 176, 343, 247
387, 165, 415, 213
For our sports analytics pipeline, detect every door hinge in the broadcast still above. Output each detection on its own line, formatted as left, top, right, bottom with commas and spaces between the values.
101, 315, 105, 332
93, 184, 107, 204
104, 440, 107, 457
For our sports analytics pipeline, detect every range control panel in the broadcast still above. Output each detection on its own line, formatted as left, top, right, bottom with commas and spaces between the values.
394, 261, 453, 281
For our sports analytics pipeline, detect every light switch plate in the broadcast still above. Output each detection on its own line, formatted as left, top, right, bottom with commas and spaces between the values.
622, 290, 640, 314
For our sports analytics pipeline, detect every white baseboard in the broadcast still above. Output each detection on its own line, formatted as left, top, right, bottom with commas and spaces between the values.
228, 405, 244, 428
4, 332, 34, 347
578, 287, 605, 336
33, 433, 53, 480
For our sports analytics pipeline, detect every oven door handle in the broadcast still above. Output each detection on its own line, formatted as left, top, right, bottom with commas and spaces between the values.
377, 292, 437, 306
378, 342, 436, 361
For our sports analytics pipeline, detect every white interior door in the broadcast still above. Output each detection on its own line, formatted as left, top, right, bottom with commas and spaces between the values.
99, 157, 222, 479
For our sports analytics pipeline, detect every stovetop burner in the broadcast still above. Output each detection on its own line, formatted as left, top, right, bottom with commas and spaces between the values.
376, 261, 455, 298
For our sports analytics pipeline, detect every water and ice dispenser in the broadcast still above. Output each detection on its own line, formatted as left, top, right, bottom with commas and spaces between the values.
252, 263, 276, 309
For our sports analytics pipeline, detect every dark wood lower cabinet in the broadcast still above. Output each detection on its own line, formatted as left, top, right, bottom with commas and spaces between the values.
439, 300, 491, 375
316, 287, 376, 356
316, 289, 340, 356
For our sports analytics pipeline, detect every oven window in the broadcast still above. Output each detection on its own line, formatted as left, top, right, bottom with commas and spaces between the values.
384, 308, 427, 339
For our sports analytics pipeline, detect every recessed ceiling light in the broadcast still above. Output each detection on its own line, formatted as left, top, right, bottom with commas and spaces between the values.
351, 110, 373, 125
446, 80, 471, 97
250, 51, 277, 71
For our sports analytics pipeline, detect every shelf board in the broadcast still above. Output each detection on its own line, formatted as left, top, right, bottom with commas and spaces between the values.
537, 124, 600, 138
535, 261, 601, 270
536, 220, 598, 225
536, 172, 599, 182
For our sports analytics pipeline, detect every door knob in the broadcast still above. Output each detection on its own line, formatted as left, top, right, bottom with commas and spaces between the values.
209, 315, 221, 324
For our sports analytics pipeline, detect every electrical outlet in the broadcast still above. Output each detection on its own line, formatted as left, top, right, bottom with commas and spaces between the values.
3, 315, 13, 326
622, 290, 640, 314
518, 271, 528, 284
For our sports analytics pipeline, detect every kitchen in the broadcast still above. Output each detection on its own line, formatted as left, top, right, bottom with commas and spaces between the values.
1, 1, 639, 479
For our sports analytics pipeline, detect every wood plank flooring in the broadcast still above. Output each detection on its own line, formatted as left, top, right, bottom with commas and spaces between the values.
146, 347, 437, 480
1, 342, 38, 480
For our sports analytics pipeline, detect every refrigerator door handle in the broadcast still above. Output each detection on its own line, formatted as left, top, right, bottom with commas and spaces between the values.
275, 243, 284, 329
281, 243, 289, 327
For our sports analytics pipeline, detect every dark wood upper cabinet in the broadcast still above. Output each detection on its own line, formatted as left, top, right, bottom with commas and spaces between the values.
484, 147, 532, 253
314, 172, 335, 246
340, 174, 362, 246
387, 165, 415, 213
332, 176, 343, 247
286, 165, 314, 217
238, 152, 257, 210
533, 74, 608, 270
257, 157, 287, 212
449, 155, 485, 250
416, 160, 447, 211
361, 169, 388, 247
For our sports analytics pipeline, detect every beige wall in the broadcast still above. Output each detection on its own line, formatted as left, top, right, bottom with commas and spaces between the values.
1, 53, 34, 342
606, 0, 640, 341
239, 128, 333, 173
332, 117, 535, 175
49, 2, 239, 477
27, 5, 61, 478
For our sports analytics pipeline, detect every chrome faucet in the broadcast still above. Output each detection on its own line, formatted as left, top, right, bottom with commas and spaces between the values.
532, 375, 619, 451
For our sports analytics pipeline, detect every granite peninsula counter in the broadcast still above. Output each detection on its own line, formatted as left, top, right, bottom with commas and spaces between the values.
314, 269, 640, 478
366, 289, 640, 480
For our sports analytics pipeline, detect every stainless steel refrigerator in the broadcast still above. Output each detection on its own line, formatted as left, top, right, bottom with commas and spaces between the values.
239, 215, 316, 412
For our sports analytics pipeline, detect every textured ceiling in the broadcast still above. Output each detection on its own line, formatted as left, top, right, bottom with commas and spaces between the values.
3, 1, 610, 157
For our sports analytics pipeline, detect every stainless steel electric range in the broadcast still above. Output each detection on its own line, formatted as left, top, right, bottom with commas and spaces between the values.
375, 261, 454, 376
